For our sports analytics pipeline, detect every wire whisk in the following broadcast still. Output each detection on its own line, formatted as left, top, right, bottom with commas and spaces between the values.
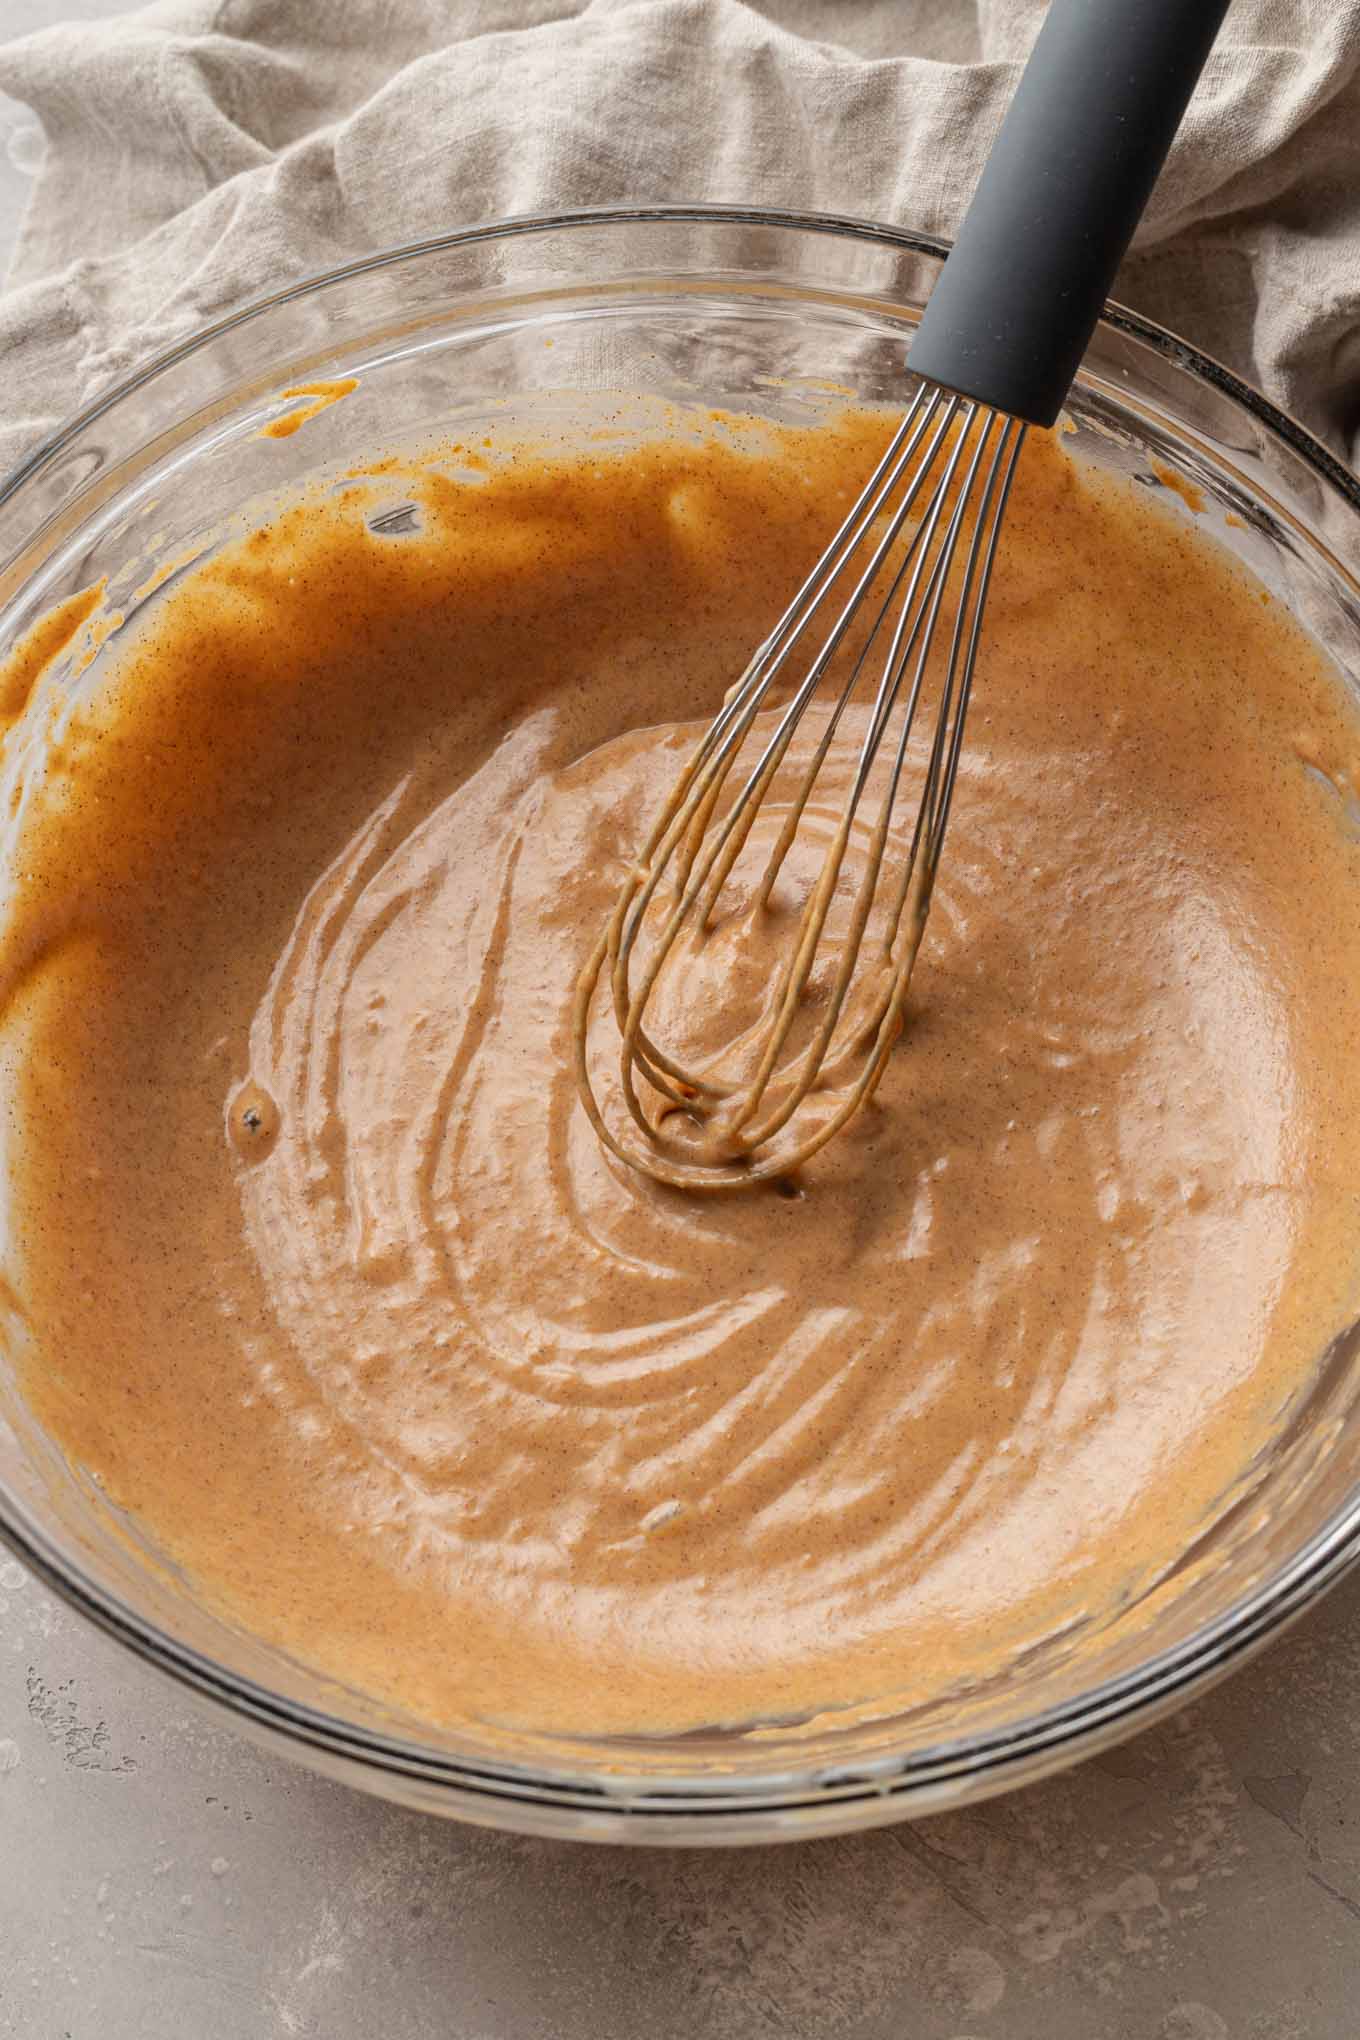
573, 0, 1231, 1192
573, 386, 1024, 1191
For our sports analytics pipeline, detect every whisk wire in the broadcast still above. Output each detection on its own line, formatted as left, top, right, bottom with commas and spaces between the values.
572, 383, 1027, 1191
877, 410, 1019, 953
718, 402, 993, 1144
611, 384, 939, 921
729, 411, 1028, 1174
606, 389, 964, 1124
610, 386, 949, 995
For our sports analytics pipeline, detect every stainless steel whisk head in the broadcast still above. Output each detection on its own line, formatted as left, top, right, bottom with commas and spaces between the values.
573, 383, 1026, 1192
572, 0, 1231, 1191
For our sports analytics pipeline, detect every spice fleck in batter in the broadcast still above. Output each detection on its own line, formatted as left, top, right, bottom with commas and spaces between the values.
1, 407, 1358, 1736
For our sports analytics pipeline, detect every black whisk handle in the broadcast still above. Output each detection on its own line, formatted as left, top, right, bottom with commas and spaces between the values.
909, 0, 1231, 429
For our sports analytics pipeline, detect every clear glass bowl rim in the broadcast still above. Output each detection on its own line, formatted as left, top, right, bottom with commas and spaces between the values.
2, 201, 1359, 1838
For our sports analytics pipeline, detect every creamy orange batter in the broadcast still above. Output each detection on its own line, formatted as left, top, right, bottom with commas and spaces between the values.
2, 405, 1358, 1738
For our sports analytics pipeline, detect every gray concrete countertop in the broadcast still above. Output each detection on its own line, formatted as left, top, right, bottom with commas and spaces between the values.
5, 1547, 1360, 2036
2, 9, 1360, 2036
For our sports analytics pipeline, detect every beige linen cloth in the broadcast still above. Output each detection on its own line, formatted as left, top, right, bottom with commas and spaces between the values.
0, 0, 1358, 482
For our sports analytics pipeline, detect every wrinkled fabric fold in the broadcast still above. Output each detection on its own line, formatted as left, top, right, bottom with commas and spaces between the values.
0, 0, 1358, 477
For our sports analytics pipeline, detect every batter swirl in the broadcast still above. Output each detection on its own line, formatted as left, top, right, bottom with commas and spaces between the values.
2, 405, 1357, 1735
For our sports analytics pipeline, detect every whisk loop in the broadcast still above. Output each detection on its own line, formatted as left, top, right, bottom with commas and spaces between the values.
573, 382, 1026, 1192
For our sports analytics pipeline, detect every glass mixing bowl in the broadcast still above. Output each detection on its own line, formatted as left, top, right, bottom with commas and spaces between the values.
1, 207, 1358, 1844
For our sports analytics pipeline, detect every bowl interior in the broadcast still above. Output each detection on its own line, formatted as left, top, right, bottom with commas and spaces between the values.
2, 209, 1359, 1840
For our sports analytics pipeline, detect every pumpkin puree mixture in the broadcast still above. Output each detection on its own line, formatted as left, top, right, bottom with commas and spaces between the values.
1, 405, 1357, 1737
